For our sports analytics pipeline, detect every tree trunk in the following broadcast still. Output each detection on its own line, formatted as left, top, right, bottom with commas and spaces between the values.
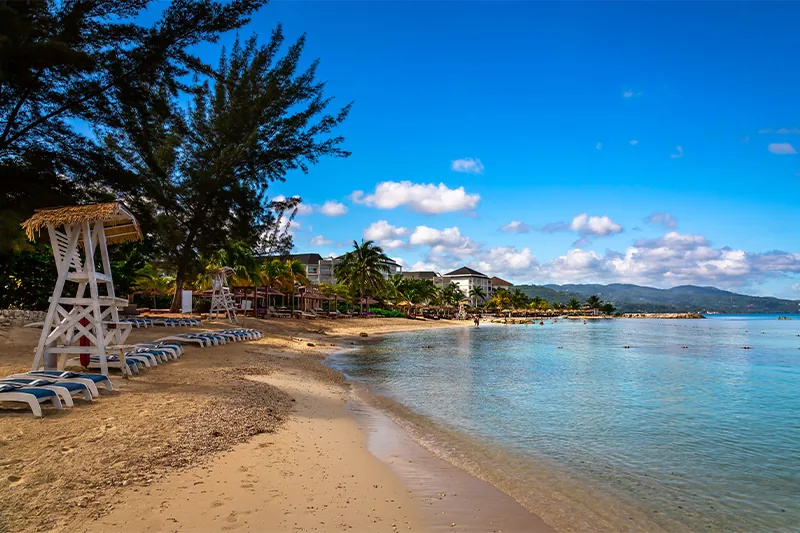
170, 269, 185, 312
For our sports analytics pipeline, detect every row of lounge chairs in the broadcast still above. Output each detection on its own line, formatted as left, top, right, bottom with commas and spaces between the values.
266, 306, 360, 319
0, 328, 262, 416
120, 317, 203, 328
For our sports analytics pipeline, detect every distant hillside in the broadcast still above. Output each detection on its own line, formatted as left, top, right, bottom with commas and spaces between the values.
514, 283, 800, 314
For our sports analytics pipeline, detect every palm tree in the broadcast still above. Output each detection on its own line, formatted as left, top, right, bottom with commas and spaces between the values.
487, 287, 510, 310
280, 259, 309, 314
510, 288, 529, 309
134, 264, 175, 308
386, 273, 407, 304
336, 240, 391, 313
261, 258, 288, 310
469, 286, 486, 307
567, 298, 581, 310
586, 295, 602, 310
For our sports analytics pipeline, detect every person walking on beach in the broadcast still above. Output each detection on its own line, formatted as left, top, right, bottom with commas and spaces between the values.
474, 314, 481, 328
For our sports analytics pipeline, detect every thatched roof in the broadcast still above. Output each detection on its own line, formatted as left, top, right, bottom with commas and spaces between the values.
21, 202, 143, 245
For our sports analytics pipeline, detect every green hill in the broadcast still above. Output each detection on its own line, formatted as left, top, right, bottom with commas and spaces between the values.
513, 283, 800, 314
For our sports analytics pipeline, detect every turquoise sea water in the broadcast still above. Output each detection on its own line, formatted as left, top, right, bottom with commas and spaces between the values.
329, 315, 800, 533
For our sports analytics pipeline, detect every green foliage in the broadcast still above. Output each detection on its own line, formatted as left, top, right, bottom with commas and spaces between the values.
336, 240, 390, 310
369, 308, 405, 318
567, 297, 582, 310
599, 302, 616, 314
586, 295, 602, 309
0, 243, 151, 310
0, 247, 57, 310
1, 0, 266, 251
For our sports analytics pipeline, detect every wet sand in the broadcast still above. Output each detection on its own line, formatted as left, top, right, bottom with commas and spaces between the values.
349, 396, 555, 533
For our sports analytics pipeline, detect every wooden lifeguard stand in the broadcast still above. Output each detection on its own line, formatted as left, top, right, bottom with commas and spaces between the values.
22, 203, 143, 376
208, 266, 238, 323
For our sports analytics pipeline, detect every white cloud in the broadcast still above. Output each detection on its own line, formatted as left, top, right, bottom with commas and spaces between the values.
363, 220, 409, 250
670, 145, 684, 158
277, 217, 301, 236
793, 283, 800, 292
622, 90, 642, 98
646, 212, 678, 229
758, 128, 773, 134
352, 181, 480, 214
500, 221, 531, 233
630, 140, 639, 146
768, 143, 797, 155
635, 231, 710, 250
539, 213, 623, 245
742, 135, 749, 143
475, 247, 537, 278
451, 158, 485, 174
272, 194, 286, 202
533, 231, 800, 290
596, 142, 603, 150
409, 226, 479, 256
570, 213, 623, 237
319, 200, 348, 217
309, 235, 333, 246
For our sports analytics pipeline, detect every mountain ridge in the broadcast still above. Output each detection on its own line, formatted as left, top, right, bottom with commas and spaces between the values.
513, 283, 800, 314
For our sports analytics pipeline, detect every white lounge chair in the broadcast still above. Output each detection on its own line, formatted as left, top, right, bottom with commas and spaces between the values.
11, 370, 113, 398
1, 378, 93, 407
0, 383, 64, 417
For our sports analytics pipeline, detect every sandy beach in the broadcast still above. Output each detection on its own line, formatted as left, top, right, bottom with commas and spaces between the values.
0, 316, 554, 533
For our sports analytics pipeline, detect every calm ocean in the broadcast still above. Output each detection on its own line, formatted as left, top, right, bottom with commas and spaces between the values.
329, 315, 800, 533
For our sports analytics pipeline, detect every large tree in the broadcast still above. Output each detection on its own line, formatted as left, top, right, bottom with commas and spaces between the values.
102, 33, 351, 310
0, 0, 266, 250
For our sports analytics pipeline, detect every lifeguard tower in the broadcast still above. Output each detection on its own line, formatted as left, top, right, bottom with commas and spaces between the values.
208, 266, 238, 323
22, 203, 143, 375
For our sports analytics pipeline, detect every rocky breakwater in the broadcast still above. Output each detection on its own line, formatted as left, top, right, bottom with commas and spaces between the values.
620, 313, 705, 319
0, 309, 46, 329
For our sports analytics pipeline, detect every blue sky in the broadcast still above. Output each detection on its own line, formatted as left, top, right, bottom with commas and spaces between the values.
203, 2, 800, 297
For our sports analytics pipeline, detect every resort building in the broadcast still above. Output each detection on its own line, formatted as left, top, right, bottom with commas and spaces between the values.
490, 276, 513, 294
284, 253, 401, 285
402, 270, 445, 288
443, 266, 492, 305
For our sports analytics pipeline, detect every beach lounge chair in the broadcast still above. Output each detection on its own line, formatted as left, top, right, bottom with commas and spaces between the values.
160, 331, 228, 347
155, 334, 211, 348
133, 346, 177, 361
66, 355, 142, 375
216, 328, 262, 341
0, 383, 63, 417
1, 378, 92, 406
135, 342, 183, 358
11, 370, 113, 397
268, 306, 291, 318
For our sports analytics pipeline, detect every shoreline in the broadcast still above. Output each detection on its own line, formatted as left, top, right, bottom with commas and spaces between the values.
0, 316, 553, 532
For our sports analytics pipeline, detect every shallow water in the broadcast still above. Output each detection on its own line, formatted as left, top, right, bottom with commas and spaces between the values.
329, 315, 800, 533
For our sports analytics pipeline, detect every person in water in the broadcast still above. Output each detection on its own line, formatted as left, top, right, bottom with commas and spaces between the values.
474, 314, 481, 327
